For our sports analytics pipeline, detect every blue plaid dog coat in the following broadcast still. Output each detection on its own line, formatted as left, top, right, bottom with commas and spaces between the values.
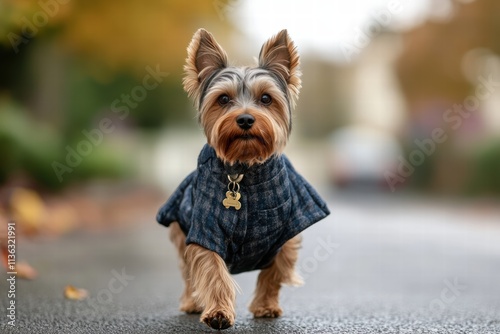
157, 144, 330, 274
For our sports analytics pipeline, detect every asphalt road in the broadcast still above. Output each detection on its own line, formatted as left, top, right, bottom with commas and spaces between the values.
2, 193, 500, 333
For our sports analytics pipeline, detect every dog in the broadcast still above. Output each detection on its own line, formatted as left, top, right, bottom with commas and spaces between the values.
157, 28, 330, 330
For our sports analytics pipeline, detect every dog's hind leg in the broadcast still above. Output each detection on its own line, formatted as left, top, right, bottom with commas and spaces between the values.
169, 222, 202, 314
249, 234, 304, 318
185, 243, 237, 330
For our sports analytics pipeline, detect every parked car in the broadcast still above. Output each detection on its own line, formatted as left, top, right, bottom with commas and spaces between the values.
328, 125, 402, 190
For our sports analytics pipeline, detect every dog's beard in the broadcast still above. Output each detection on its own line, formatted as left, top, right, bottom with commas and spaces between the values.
209, 113, 278, 166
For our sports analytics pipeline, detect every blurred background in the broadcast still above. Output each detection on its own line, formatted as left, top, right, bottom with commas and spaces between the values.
1, 0, 499, 235
0, 0, 499, 328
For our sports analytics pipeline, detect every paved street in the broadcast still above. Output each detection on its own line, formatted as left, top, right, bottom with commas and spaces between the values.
2, 193, 500, 333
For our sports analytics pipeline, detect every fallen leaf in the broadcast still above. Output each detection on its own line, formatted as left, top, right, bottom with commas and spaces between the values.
10, 188, 46, 235
16, 261, 38, 280
0, 245, 7, 269
0, 211, 8, 268
64, 285, 89, 300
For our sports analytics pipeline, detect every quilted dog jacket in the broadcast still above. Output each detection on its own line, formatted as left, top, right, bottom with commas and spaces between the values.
157, 144, 330, 274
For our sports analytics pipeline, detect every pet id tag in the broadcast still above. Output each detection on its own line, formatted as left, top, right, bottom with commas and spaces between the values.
222, 174, 243, 210
223, 191, 241, 210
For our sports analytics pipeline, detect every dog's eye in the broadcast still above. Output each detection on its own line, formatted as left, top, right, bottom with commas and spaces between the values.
260, 94, 272, 105
218, 94, 230, 106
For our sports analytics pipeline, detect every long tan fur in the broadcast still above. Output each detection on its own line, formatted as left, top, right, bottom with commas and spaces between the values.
249, 235, 303, 317
185, 243, 238, 328
169, 222, 202, 314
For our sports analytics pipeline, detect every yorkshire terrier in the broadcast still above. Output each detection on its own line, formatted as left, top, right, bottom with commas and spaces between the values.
157, 28, 330, 330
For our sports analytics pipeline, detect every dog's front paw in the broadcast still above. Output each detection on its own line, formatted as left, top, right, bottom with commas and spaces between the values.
201, 309, 234, 330
250, 303, 283, 318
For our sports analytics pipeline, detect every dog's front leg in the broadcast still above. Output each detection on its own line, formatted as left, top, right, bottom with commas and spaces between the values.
185, 244, 237, 330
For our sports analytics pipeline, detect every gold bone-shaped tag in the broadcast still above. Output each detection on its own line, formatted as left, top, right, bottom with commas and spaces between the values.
222, 191, 241, 210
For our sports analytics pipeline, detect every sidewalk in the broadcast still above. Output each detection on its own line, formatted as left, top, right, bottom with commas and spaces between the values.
1, 195, 500, 333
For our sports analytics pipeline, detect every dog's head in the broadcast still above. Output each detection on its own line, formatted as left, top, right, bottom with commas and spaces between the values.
182, 29, 301, 166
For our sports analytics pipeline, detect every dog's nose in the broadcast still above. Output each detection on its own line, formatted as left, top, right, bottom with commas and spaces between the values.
236, 114, 255, 130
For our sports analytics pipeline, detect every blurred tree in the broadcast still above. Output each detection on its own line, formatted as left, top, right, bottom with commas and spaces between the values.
468, 140, 500, 196
1, 0, 233, 76
0, 1, 236, 190
396, 0, 500, 105
0, 0, 235, 130
395, 0, 500, 195
60, 0, 233, 77
0, 99, 132, 189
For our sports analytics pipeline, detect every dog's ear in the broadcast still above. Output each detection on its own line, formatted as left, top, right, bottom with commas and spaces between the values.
183, 29, 228, 103
258, 29, 301, 103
